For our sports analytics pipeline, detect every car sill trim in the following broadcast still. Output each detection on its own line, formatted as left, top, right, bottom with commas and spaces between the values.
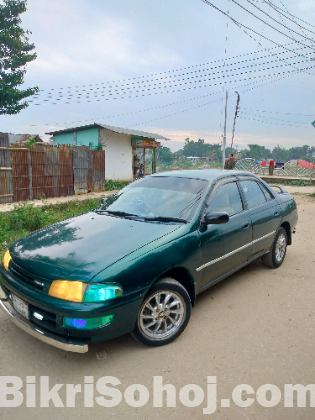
0, 288, 88, 353
196, 230, 276, 272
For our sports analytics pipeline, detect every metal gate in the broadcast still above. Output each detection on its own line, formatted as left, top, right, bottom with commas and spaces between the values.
73, 146, 90, 194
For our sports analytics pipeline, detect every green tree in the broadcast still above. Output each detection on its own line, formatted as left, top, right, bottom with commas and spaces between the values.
183, 138, 210, 157
272, 145, 289, 162
0, 0, 38, 114
157, 146, 173, 162
24, 137, 37, 147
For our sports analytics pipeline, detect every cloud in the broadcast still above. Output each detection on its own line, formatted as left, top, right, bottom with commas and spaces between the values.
24, 0, 181, 84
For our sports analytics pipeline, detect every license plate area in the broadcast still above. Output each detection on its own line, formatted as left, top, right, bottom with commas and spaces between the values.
12, 295, 29, 319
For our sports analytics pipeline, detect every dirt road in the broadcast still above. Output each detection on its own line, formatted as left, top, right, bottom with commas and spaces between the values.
0, 194, 314, 419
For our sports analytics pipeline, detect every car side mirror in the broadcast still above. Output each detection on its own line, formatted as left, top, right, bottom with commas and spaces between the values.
101, 198, 108, 205
201, 212, 229, 226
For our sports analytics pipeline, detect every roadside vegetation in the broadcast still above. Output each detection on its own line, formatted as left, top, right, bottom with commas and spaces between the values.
157, 160, 222, 172
283, 180, 311, 187
104, 180, 130, 190
0, 199, 102, 261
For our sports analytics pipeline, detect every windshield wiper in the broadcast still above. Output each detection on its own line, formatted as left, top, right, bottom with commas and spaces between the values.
96, 210, 139, 218
143, 216, 187, 224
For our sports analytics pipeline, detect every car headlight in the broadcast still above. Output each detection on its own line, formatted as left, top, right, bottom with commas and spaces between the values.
83, 283, 122, 303
3, 250, 12, 271
48, 280, 122, 303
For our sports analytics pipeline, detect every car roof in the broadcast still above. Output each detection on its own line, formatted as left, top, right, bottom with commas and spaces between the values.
151, 169, 256, 181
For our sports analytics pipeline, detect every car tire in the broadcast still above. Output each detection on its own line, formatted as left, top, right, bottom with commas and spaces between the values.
262, 227, 287, 268
132, 277, 192, 346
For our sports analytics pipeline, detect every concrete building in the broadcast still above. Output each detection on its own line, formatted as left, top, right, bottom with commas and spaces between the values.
47, 123, 168, 181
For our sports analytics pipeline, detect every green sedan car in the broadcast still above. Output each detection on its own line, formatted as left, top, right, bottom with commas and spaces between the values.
0, 170, 297, 353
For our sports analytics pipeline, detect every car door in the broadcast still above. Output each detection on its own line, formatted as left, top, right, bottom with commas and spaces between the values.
238, 178, 281, 257
197, 178, 253, 291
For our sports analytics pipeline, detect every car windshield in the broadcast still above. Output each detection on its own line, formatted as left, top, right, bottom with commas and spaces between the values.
97, 176, 208, 222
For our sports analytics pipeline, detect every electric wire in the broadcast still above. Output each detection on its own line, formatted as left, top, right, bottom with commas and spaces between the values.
239, 107, 315, 117
201, 0, 315, 79
30, 41, 310, 100
201, 0, 315, 59
263, 0, 315, 30
261, 0, 315, 34
239, 110, 311, 125
240, 0, 315, 42
25, 67, 301, 130
238, 115, 312, 129
28, 51, 315, 106
130, 70, 301, 127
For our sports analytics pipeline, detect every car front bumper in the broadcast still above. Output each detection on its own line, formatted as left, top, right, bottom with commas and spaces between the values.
0, 266, 146, 352
0, 285, 88, 353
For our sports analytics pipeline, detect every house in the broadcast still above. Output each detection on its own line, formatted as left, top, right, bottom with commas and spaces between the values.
6, 133, 44, 146
47, 123, 168, 181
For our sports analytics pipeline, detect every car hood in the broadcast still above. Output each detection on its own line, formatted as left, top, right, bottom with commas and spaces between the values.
10, 212, 182, 282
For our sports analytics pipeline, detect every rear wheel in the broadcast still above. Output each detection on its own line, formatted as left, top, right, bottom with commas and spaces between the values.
132, 277, 191, 346
262, 227, 287, 268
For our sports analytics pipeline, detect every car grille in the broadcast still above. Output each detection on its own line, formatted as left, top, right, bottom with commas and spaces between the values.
29, 305, 57, 331
9, 260, 51, 292
28, 304, 91, 342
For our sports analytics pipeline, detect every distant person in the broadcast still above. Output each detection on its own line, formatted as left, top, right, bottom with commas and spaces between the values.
227, 154, 235, 170
134, 154, 140, 179
139, 163, 144, 178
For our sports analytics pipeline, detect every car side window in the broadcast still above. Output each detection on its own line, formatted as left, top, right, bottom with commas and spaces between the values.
207, 182, 243, 216
258, 183, 273, 201
240, 180, 267, 208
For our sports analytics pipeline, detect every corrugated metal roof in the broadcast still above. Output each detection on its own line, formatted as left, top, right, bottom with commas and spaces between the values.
47, 123, 169, 140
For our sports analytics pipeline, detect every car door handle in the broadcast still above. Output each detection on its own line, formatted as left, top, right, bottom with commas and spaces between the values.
242, 221, 250, 230
274, 211, 280, 216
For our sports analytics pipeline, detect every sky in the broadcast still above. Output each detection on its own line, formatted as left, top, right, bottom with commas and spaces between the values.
1, 0, 315, 152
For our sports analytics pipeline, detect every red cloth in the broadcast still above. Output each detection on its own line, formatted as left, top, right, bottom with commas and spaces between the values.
298, 159, 313, 169
269, 160, 274, 166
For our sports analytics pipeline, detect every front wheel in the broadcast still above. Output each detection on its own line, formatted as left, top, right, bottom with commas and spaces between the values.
132, 277, 191, 346
262, 227, 287, 268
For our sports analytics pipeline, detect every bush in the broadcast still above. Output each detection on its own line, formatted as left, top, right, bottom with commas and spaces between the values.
105, 180, 130, 191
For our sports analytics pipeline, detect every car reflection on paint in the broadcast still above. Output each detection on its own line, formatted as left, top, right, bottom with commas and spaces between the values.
0, 170, 298, 353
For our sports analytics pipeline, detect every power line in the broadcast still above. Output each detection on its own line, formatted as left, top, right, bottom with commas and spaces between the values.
238, 115, 312, 129
239, 110, 311, 124
263, 0, 315, 30
201, 0, 315, 59
28, 52, 315, 106
240, 0, 315, 43
201, 0, 315, 81
259, 0, 315, 34
31, 46, 307, 102
231, 0, 315, 49
19, 68, 301, 130
131, 70, 300, 128
239, 107, 315, 117
31, 41, 310, 99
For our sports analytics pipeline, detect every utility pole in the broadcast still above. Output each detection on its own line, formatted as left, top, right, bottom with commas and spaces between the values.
222, 90, 228, 170
231, 91, 240, 153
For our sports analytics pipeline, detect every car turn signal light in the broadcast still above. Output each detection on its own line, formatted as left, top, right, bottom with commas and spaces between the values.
3, 250, 12, 271
48, 281, 122, 303
49, 280, 86, 303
